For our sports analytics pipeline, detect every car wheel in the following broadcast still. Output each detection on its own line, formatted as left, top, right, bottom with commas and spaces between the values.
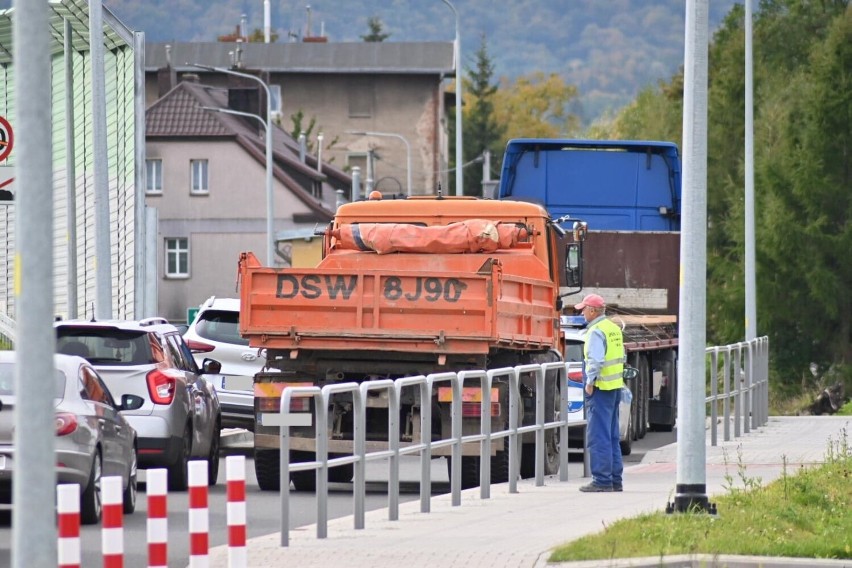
80, 450, 103, 525
620, 412, 633, 456
168, 425, 192, 491
207, 424, 221, 486
122, 446, 138, 514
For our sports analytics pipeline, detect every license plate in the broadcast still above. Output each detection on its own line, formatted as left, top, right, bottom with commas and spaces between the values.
0, 456, 6, 470
223, 376, 254, 392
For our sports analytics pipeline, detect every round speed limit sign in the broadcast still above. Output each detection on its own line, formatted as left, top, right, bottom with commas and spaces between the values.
0, 116, 13, 162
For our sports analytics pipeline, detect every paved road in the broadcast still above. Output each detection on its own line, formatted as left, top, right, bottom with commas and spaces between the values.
0, 430, 675, 566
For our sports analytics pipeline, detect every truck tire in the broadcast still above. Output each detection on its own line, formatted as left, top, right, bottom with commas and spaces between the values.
447, 450, 510, 490
328, 454, 354, 483
289, 450, 317, 492
637, 356, 650, 439
254, 449, 280, 491
520, 386, 560, 478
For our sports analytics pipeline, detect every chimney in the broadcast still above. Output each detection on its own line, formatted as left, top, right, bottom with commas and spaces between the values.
157, 44, 178, 97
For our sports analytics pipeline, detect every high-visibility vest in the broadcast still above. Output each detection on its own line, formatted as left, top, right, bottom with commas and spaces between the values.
584, 318, 625, 390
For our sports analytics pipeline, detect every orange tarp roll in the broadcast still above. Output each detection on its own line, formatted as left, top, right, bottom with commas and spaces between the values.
332, 220, 530, 255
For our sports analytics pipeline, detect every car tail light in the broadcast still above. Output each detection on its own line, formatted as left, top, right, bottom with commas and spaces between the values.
55, 413, 78, 436
147, 369, 178, 404
462, 402, 501, 418
184, 339, 215, 353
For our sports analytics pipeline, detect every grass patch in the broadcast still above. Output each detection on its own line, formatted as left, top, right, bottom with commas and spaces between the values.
549, 428, 852, 563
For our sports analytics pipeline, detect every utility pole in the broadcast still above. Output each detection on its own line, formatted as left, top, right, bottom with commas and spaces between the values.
669, 0, 715, 515
13, 0, 57, 566
91, 0, 112, 319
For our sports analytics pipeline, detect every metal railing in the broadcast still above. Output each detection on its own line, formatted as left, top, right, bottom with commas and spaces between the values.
274, 361, 588, 546
706, 336, 770, 446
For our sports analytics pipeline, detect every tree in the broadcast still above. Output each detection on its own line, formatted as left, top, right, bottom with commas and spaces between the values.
492, 72, 580, 141
360, 16, 390, 42
461, 35, 506, 196
290, 110, 339, 163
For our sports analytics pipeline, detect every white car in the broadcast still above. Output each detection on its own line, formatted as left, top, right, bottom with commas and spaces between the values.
561, 316, 633, 455
183, 297, 266, 431
55, 318, 222, 490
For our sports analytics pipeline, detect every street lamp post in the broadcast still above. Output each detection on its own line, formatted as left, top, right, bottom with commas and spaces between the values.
346, 130, 412, 197
190, 63, 275, 266
441, 0, 462, 196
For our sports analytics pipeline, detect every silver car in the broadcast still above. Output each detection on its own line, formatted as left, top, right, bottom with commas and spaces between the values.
183, 297, 267, 431
55, 317, 222, 490
0, 352, 138, 524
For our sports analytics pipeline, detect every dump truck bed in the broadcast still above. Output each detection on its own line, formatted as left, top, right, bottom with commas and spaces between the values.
238, 251, 558, 355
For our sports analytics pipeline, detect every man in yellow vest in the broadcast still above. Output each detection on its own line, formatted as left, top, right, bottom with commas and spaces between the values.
575, 293, 625, 492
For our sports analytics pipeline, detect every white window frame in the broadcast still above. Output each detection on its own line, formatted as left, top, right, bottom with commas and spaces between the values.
164, 237, 189, 278
146, 158, 163, 194
190, 159, 209, 194
269, 84, 282, 115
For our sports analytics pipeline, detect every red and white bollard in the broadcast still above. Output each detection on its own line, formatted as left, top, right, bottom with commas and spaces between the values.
188, 461, 209, 568
146, 468, 168, 568
226, 455, 247, 567
57, 484, 81, 568
101, 476, 125, 568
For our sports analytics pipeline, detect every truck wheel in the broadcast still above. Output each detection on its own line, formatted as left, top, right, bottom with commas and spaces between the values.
447, 451, 510, 490
289, 450, 317, 491
254, 449, 280, 491
328, 453, 354, 483
637, 356, 650, 439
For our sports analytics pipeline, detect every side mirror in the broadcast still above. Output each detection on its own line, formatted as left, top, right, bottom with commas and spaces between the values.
202, 358, 222, 375
623, 366, 639, 381
565, 242, 583, 289
119, 394, 145, 411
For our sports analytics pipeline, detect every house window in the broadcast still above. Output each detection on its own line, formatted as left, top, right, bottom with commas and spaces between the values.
146, 159, 163, 194
348, 79, 374, 118
165, 237, 189, 278
190, 159, 209, 194
269, 84, 282, 114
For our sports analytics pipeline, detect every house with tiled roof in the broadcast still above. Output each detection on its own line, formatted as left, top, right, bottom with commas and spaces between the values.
145, 40, 456, 199
146, 76, 350, 321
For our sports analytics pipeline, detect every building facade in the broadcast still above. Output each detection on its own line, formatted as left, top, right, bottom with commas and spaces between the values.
0, 0, 144, 323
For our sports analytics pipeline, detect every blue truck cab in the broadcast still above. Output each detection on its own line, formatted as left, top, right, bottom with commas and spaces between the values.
498, 139, 681, 232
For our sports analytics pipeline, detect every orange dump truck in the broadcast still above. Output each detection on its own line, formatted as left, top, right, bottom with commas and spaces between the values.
237, 196, 583, 490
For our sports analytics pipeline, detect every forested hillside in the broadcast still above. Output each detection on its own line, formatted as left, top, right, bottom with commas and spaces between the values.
593, 1, 851, 387
3, 0, 734, 124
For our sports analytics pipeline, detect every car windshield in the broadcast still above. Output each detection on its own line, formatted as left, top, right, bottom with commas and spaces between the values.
56, 328, 156, 366
195, 309, 249, 346
0, 363, 66, 398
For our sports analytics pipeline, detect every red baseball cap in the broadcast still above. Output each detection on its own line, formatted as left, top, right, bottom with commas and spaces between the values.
574, 293, 605, 310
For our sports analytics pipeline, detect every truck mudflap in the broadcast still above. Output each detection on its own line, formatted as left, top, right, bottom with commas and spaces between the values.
237, 251, 557, 352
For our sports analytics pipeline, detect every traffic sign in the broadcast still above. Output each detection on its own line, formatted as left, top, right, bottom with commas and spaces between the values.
0, 165, 13, 204
0, 116, 13, 162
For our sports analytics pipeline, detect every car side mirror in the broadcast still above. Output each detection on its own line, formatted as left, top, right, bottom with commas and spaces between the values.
202, 358, 222, 375
623, 366, 639, 381
119, 394, 145, 411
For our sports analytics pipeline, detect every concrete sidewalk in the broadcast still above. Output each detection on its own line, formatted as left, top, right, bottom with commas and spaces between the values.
207, 416, 851, 567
